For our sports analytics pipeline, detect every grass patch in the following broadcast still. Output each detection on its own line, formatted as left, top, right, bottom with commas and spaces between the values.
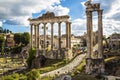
39, 67, 54, 74
76, 59, 85, 72
105, 56, 120, 62
39, 59, 66, 74
71, 59, 85, 77
41, 76, 54, 80
72, 75, 97, 80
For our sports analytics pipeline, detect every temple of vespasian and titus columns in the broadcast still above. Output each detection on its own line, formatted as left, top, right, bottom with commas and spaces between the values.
85, 0, 104, 74
28, 12, 71, 59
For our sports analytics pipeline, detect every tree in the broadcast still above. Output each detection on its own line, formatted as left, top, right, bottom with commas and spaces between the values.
3, 29, 7, 33
0, 34, 5, 54
6, 29, 10, 33
14, 33, 21, 45
0, 27, 3, 33
21, 32, 30, 46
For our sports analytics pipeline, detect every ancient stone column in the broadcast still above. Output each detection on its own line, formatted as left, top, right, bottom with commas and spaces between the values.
51, 23, 54, 51
86, 10, 93, 74
43, 23, 47, 56
66, 22, 69, 48
37, 24, 39, 49
69, 22, 71, 49
90, 12, 93, 59
66, 22, 71, 49
35, 24, 40, 57
30, 24, 33, 48
34, 25, 37, 48
58, 22, 61, 58
86, 11, 92, 58
98, 10, 103, 58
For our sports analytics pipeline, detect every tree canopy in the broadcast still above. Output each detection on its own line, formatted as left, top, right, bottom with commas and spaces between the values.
14, 32, 30, 46
21, 32, 30, 46
14, 33, 21, 45
0, 34, 5, 53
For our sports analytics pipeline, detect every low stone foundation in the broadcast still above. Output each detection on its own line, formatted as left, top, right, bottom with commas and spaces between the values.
31, 55, 46, 69
86, 58, 104, 75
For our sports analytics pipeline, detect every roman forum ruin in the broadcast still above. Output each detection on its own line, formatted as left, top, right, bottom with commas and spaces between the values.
28, 0, 105, 74
85, 0, 104, 74
28, 12, 71, 59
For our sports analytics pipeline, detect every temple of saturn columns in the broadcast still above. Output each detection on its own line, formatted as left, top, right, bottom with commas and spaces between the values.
85, 0, 105, 74
28, 12, 71, 59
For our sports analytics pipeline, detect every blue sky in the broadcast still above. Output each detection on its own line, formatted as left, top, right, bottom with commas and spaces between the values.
0, 0, 120, 36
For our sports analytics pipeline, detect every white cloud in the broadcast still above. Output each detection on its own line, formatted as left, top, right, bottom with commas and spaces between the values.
0, 21, 2, 27
71, 18, 120, 37
78, 0, 120, 37
0, 0, 70, 26
46, 5, 70, 16
71, 18, 86, 36
104, 0, 120, 19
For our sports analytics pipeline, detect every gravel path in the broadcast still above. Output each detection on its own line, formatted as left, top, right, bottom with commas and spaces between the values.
41, 54, 86, 78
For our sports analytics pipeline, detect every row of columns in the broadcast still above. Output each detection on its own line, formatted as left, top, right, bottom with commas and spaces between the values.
30, 22, 71, 55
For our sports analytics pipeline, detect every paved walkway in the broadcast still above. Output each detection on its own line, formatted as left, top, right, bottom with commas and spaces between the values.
104, 76, 120, 80
40, 54, 86, 78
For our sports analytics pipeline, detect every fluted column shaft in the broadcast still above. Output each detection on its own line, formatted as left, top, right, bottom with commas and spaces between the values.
86, 11, 92, 58
69, 22, 71, 49
37, 24, 39, 49
66, 22, 71, 49
90, 13, 93, 58
30, 24, 33, 48
58, 22, 61, 50
34, 25, 37, 48
66, 22, 69, 48
43, 23, 47, 50
51, 23, 54, 50
98, 10, 103, 58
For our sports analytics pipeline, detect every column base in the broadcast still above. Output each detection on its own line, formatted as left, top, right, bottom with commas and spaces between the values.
86, 58, 105, 75
86, 58, 93, 74
35, 49, 39, 57
58, 49, 62, 59
65, 49, 73, 60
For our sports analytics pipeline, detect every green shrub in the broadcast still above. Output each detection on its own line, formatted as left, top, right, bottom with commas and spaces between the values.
26, 48, 36, 68
11, 45, 22, 54
26, 69, 40, 80
2, 75, 14, 80
63, 59, 68, 64
11, 73, 19, 79
19, 74, 27, 80
1, 73, 27, 80
76, 60, 85, 72
0, 34, 4, 54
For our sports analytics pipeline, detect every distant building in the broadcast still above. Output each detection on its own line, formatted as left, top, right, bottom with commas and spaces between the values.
108, 33, 120, 49
33, 34, 87, 49
4, 33, 14, 47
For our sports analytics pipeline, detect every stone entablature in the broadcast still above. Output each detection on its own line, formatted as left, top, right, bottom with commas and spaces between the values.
28, 12, 70, 25
85, 0, 100, 12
